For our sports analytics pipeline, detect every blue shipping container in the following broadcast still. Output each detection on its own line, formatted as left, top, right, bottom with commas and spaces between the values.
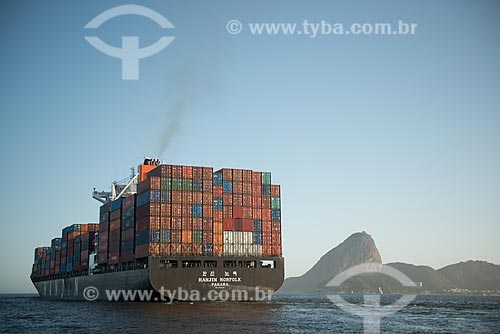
111, 198, 123, 211
213, 173, 223, 186
272, 209, 281, 221
213, 198, 223, 211
192, 204, 203, 217
223, 181, 233, 193
253, 232, 263, 245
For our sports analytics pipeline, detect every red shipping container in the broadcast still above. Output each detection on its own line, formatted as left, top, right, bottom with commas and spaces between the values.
203, 204, 213, 218
136, 203, 161, 219
243, 170, 252, 182
109, 219, 121, 231
263, 220, 272, 233
202, 167, 213, 180
252, 195, 262, 208
242, 207, 252, 219
233, 193, 243, 206
108, 252, 120, 264
171, 165, 181, 178
99, 221, 109, 234
202, 217, 213, 231
262, 209, 271, 220
263, 244, 273, 256
242, 182, 252, 195
253, 208, 262, 219
223, 218, 234, 230
193, 217, 203, 230
222, 169, 232, 180
110, 210, 121, 221
171, 217, 182, 230
262, 197, 271, 209
182, 191, 193, 204
161, 216, 171, 230
171, 229, 182, 243
233, 219, 243, 231
181, 217, 192, 230
242, 219, 253, 232
182, 165, 193, 178
233, 206, 243, 219
202, 179, 213, 192
161, 203, 171, 217
203, 231, 213, 243
181, 204, 191, 217
233, 181, 243, 193
193, 166, 203, 179
252, 171, 262, 184
243, 194, 252, 207
88, 223, 99, 232
136, 216, 160, 232
202, 192, 212, 205
172, 204, 182, 216
135, 243, 160, 258
213, 185, 223, 197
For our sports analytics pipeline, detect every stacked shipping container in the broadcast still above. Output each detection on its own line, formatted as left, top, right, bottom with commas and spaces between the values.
32, 163, 282, 278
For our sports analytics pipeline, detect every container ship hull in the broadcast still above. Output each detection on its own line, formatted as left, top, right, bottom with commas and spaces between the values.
32, 256, 284, 301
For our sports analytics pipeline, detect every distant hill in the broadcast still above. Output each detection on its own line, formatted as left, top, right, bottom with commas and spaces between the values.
278, 232, 382, 293
438, 261, 500, 291
278, 232, 500, 294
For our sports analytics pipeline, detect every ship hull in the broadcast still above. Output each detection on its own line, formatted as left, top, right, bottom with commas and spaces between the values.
32, 256, 284, 301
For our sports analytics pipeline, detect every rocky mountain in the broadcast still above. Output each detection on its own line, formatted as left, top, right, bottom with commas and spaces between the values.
278, 231, 382, 293
278, 232, 500, 294
438, 260, 500, 291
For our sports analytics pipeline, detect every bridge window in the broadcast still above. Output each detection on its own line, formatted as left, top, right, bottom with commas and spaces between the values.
203, 260, 217, 268
260, 260, 275, 268
182, 260, 201, 268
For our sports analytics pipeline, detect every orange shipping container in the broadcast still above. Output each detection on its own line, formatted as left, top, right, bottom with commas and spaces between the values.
222, 169, 232, 180
193, 192, 203, 204
213, 221, 223, 234
171, 191, 182, 203
233, 169, 243, 182
233, 193, 243, 206
242, 170, 252, 182
202, 167, 213, 180
252, 172, 262, 184
271, 185, 281, 197
223, 193, 233, 206
223, 206, 233, 218
233, 181, 243, 194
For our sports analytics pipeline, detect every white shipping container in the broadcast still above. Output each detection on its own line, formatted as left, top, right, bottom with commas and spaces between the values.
242, 232, 253, 244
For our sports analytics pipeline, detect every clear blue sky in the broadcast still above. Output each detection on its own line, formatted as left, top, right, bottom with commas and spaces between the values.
1, 0, 499, 293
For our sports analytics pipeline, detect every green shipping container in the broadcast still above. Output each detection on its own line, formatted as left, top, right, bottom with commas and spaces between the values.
192, 230, 203, 243
271, 197, 281, 209
262, 172, 271, 184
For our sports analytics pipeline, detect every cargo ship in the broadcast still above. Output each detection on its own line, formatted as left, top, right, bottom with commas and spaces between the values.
30, 159, 284, 301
